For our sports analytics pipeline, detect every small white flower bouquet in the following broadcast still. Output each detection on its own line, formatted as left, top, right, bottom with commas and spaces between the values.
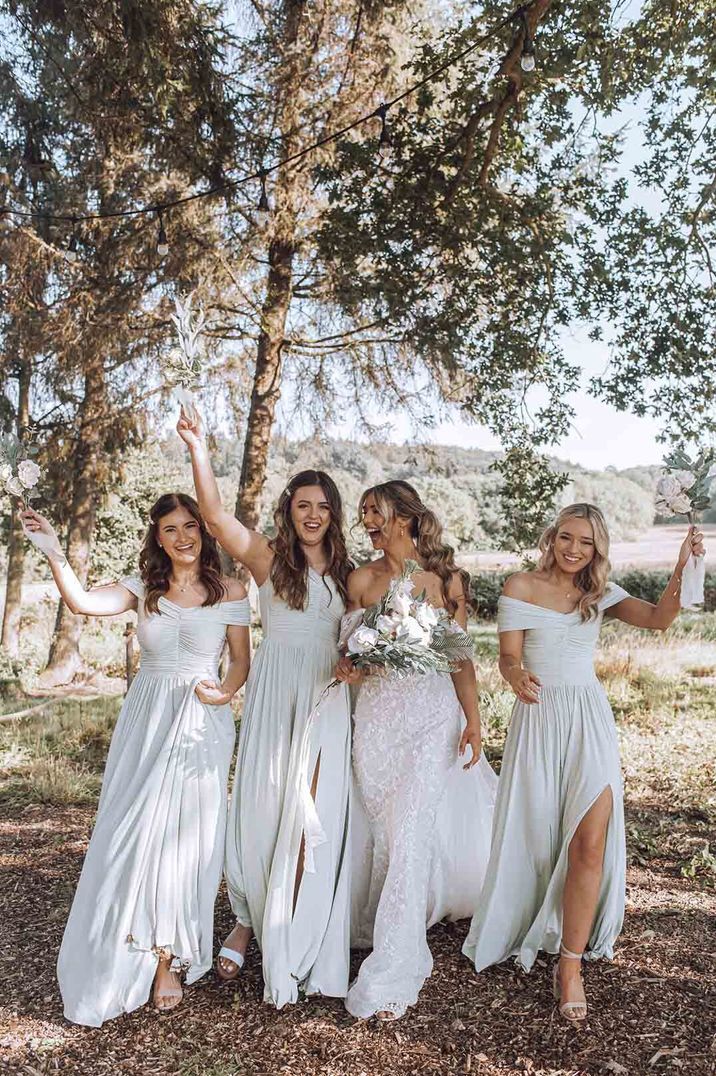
1, 433, 41, 506
341, 559, 474, 679
656, 447, 715, 610
0, 433, 60, 558
162, 292, 207, 421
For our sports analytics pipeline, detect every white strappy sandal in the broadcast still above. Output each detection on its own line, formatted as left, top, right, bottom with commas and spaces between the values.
216, 945, 245, 982
552, 944, 588, 1023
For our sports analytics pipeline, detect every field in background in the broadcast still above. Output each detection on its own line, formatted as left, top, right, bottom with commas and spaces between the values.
463, 524, 716, 572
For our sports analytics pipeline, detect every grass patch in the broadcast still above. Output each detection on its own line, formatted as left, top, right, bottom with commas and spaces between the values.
0, 695, 121, 808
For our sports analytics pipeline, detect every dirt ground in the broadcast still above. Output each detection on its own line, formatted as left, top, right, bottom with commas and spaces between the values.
0, 798, 713, 1076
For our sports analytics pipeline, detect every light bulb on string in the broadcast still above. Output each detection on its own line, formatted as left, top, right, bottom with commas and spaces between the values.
256, 169, 270, 221
375, 102, 392, 163
156, 208, 169, 257
520, 12, 536, 72
65, 218, 79, 263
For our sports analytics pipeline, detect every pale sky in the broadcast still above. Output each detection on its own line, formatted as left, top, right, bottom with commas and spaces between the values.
302, 324, 666, 472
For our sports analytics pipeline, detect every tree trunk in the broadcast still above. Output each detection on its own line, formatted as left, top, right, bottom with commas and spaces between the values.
235, 0, 306, 529
1, 358, 31, 657
41, 361, 105, 685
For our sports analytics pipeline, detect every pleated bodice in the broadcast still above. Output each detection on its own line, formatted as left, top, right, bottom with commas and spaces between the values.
497, 583, 629, 688
258, 568, 343, 650
121, 577, 250, 679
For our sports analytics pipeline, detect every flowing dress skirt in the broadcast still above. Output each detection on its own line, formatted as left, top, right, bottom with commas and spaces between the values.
463, 682, 626, 972
58, 672, 236, 1026
225, 623, 351, 1007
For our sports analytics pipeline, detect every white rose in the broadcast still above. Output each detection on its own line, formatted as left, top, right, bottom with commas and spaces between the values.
395, 615, 430, 646
656, 475, 681, 500
387, 589, 413, 618
5, 476, 25, 497
17, 459, 41, 488
376, 613, 401, 637
347, 624, 380, 655
672, 469, 695, 491
0, 462, 11, 483
415, 602, 439, 631
669, 492, 692, 515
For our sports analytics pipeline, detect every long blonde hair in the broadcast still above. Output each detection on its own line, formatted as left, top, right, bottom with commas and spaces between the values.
358, 480, 469, 615
537, 502, 611, 621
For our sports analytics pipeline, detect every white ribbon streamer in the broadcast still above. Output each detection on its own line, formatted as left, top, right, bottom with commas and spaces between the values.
21, 519, 67, 564
681, 552, 706, 610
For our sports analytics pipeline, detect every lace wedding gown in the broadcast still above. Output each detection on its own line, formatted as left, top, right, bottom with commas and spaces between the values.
345, 640, 497, 1020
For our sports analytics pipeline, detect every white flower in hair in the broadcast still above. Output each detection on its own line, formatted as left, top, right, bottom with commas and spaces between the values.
17, 459, 41, 488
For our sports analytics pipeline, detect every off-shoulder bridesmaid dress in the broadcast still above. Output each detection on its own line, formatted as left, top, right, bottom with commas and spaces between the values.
463, 583, 630, 973
58, 578, 250, 1026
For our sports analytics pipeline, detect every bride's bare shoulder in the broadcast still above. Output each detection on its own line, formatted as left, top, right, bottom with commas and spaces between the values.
347, 560, 376, 596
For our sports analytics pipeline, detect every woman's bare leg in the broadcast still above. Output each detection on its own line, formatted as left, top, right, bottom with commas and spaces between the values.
559, 787, 613, 1008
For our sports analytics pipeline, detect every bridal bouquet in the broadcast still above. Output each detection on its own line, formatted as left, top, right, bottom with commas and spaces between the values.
162, 292, 207, 421
342, 559, 474, 679
656, 447, 715, 609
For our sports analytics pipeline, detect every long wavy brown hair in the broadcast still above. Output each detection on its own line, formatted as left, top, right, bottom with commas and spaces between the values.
537, 502, 611, 621
359, 480, 470, 615
269, 470, 353, 610
139, 492, 226, 614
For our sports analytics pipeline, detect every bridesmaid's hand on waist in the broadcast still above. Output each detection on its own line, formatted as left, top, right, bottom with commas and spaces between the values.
195, 679, 232, 706
506, 667, 541, 705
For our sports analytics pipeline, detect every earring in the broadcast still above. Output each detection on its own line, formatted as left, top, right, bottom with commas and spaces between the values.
400, 526, 405, 537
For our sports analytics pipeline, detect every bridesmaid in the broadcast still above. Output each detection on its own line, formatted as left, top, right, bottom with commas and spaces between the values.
22, 495, 250, 1025
463, 503, 705, 1022
177, 409, 353, 1008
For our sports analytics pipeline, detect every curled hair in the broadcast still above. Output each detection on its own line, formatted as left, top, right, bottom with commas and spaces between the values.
359, 480, 469, 615
537, 502, 611, 621
269, 469, 353, 611
139, 492, 226, 614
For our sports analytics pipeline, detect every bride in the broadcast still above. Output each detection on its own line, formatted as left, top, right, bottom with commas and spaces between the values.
335, 480, 496, 1021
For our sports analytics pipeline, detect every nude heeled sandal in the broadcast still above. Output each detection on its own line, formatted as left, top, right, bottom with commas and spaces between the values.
153, 953, 183, 1013
552, 944, 588, 1022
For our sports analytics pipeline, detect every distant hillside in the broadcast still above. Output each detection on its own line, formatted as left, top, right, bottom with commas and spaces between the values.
204, 436, 671, 554
8, 434, 711, 586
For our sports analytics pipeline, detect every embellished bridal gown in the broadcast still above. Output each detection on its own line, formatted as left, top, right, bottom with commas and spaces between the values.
225, 570, 352, 1007
463, 584, 630, 973
58, 578, 250, 1027
345, 630, 497, 1021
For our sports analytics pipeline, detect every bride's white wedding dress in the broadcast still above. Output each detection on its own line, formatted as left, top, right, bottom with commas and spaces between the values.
345, 631, 497, 1020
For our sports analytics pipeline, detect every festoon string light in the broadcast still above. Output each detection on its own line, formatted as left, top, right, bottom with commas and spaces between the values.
1, 3, 540, 260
